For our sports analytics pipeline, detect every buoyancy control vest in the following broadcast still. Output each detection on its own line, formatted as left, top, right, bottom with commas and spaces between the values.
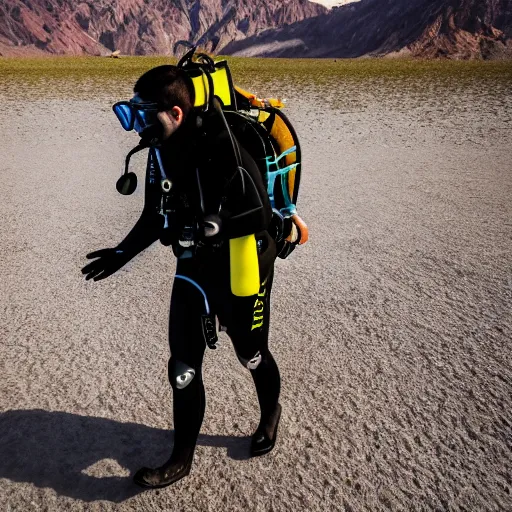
175, 48, 309, 259
113, 48, 308, 295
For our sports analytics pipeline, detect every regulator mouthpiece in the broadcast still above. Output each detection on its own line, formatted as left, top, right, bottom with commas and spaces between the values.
116, 172, 138, 195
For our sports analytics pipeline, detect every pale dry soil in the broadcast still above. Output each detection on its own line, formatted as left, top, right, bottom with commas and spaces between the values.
0, 76, 511, 511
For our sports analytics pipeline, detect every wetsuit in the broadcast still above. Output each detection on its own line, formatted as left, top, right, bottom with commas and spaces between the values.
84, 122, 282, 487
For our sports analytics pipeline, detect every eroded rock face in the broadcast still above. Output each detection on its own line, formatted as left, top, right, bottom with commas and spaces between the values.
221, 0, 512, 59
1, 0, 509, 58
409, 0, 512, 59
0, 0, 326, 56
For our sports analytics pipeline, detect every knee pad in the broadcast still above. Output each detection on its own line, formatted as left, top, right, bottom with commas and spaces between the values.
168, 358, 196, 390
237, 350, 262, 370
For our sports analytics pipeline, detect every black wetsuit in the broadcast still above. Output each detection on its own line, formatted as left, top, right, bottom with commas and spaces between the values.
84, 123, 282, 487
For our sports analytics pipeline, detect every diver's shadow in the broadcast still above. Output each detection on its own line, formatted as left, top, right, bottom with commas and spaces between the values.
0, 409, 250, 503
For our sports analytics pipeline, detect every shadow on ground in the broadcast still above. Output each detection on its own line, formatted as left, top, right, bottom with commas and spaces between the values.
0, 409, 250, 503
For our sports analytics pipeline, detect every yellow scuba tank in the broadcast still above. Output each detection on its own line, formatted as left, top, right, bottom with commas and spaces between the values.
229, 235, 260, 297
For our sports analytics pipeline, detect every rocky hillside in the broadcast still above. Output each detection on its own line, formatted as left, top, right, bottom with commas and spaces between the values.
222, 0, 512, 59
0, 0, 326, 56
410, 0, 512, 59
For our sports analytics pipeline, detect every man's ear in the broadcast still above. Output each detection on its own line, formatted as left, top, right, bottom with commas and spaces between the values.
170, 106, 184, 126
157, 106, 185, 140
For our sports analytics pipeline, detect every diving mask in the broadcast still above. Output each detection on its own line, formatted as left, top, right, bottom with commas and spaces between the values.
113, 96, 159, 134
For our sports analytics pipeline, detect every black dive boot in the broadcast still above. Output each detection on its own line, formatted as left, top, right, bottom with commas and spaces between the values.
134, 356, 206, 489
133, 450, 193, 489
250, 403, 282, 457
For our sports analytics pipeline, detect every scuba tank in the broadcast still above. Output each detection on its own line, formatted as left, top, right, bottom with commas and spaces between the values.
229, 235, 260, 297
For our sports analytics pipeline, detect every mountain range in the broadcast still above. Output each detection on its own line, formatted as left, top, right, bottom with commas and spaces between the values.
0, 0, 510, 59
223, 0, 512, 59
0, 0, 326, 56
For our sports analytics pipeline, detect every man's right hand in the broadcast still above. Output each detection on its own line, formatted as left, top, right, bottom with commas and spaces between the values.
81, 248, 129, 281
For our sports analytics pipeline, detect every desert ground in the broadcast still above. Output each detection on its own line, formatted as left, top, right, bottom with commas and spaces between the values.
0, 59, 511, 511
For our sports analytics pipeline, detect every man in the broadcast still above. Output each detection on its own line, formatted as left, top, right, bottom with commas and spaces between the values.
82, 65, 282, 489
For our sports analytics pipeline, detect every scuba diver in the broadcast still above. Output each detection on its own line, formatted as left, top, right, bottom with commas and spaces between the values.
81, 60, 289, 489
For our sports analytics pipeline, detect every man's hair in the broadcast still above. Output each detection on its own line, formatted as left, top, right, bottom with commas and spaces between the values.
134, 65, 195, 117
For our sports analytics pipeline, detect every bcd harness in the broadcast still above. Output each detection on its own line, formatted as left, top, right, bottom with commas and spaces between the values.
112, 48, 309, 295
